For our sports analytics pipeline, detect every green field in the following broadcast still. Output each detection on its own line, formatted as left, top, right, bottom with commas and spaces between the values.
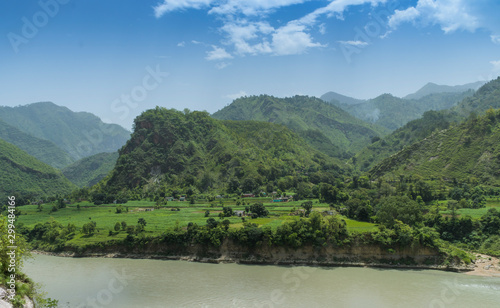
440, 198, 500, 219
16, 198, 379, 247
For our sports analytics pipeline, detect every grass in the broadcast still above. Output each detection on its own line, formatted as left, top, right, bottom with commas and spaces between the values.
439, 197, 500, 219
16, 198, 379, 247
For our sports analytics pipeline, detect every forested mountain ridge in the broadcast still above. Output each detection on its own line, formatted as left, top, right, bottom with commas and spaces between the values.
354, 77, 500, 172
0, 139, 76, 201
62, 152, 119, 187
369, 108, 500, 184
0, 102, 130, 160
99, 107, 344, 196
212, 95, 387, 158
0, 119, 74, 169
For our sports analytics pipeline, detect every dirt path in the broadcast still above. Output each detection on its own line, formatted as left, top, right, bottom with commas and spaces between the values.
466, 254, 500, 277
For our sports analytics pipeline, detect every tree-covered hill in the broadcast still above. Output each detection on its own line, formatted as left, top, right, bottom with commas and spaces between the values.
99, 107, 344, 196
369, 108, 500, 185
452, 77, 500, 117
0, 102, 130, 160
0, 139, 76, 202
212, 95, 387, 158
354, 77, 500, 172
62, 152, 119, 187
0, 119, 74, 169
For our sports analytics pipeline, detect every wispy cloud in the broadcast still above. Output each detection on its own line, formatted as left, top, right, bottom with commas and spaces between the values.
206, 46, 233, 61
154, 0, 214, 18
492, 35, 500, 44
154, 0, 389, 60
338, 40, 369, 47
491, 60, 500, 72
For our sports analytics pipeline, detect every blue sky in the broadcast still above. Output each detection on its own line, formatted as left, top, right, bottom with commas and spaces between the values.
1, 0, 500, 130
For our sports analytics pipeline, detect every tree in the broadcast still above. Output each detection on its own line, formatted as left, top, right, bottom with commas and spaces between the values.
222, 206, 233, 217
82, 221, 97, 236
121, 221, 127, 231
376, 195, 422, 228
301, 201, 313, 217
221, 219, 231, 231
114, 222, 121, 232
249, 203, 269, 218
138, 218, 147, 226
206, 218, 219, 229
204, 210, 210, 217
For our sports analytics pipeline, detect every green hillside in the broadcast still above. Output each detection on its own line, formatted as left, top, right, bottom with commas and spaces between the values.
0, 119, 74, 169
62, 152, 119, 187
355, 77, 500, 172
354, 110, 463, 172
333, 91, 473, 131
0, 139, 76, 202
212, 95, 387, 158
0, 102, 130, 160
369, 108, 500, 184
100, 107, 344, 196
452, 77, 500, 116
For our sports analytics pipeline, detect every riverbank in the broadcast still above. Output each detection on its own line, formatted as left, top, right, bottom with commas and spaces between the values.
466, 254, 500, 277
31, 239, 476, 274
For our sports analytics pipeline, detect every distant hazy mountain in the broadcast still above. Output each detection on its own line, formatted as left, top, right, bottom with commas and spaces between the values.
325, 91, 473, 131
320, 91, 365, 106
404, 81, 485, 100
212, 95, 388, 158
0, 102, 130, 160
0, 138, 76, 201
63, 152, 119, 187
358, 77, 500, 176
0, 119, 74, 169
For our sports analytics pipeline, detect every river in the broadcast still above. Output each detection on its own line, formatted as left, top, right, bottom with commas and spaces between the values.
23, 254, 500, 308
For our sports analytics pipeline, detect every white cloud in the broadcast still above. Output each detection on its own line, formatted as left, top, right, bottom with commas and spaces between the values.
492, 35, 500, 44
272, 23, 324, 55
338, 40, 369, 46
491, 60, 500, 72
209, 0, 308, 16
154, 0, 214, 18
177, 41, 186, 47
318, 23, 326, 35
205, 46, 233, 60
388, 0, 479, 33
154, 0, 389, 58
226, 91, 248, 100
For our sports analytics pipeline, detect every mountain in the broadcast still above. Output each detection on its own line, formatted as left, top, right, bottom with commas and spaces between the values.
320, 91, 365, 106
212, 95, 387, 158
0, 139, 76, 201
0, 102, 130, 160
368, 108, 500, 185
354, 110, 463, 172
332, 91, 473, 131
0, 119, 74, 169
100, 107, 344, 195
452, 77, 500, 117
355, 77, 500, 172
62, 152, 119, 187
404, 81, 485, 100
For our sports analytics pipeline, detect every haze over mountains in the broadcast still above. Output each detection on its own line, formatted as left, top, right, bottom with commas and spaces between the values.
320, 81, 483, 131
